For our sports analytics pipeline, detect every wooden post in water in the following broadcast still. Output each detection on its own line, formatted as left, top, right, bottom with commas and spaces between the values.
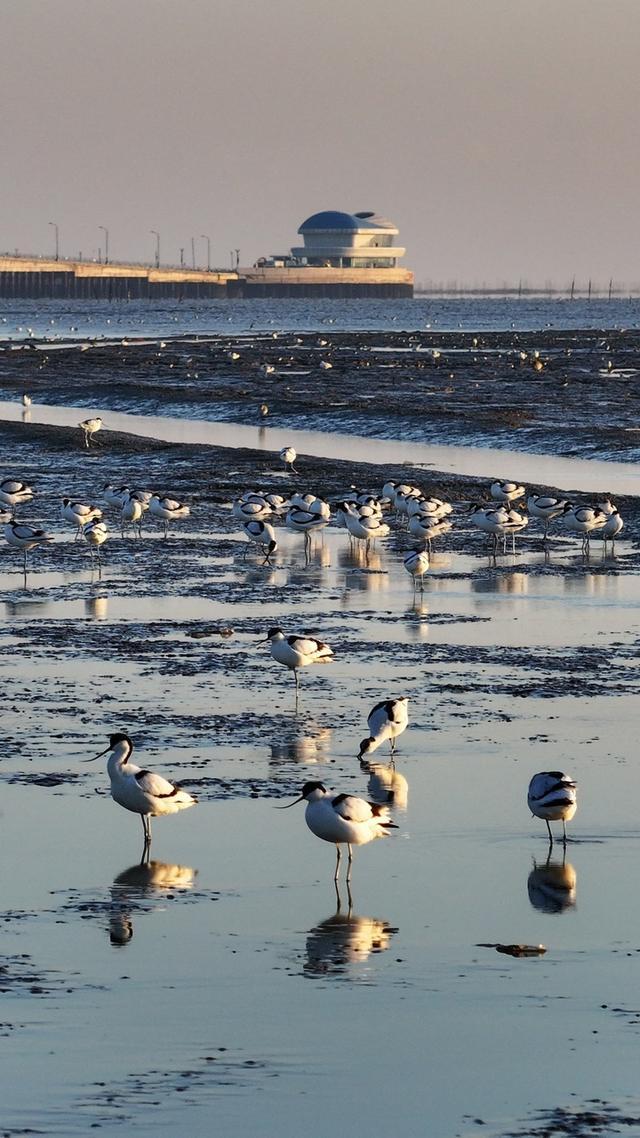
587, 278, 592, 301
608, 277, 613, 301
569, 277, 575, 300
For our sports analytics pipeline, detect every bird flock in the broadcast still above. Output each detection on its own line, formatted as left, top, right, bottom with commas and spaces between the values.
0, 475, 191, 578
3, 443, 619, 878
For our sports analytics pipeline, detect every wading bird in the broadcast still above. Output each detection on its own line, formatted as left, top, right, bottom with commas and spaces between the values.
79, 417, 103, 447
527, 771, 577, 846
279, 781, 397, 881
263, 627, 333, 691
358, 698, 409, 760
85, 732, 196, 848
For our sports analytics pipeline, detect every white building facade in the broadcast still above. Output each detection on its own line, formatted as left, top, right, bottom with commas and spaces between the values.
289, 210, 406, 269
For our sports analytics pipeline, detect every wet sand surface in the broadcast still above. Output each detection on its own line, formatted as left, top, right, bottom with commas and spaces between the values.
2, 330, 640, 1135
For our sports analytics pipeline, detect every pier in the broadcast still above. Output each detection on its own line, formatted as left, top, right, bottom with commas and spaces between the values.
0, 256, 414, 300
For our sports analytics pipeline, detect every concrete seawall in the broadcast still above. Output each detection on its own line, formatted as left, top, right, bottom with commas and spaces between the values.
0, 257, 413, 299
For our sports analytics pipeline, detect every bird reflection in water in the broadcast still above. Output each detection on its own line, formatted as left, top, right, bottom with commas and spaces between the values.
405, 594, 429, 638
270, 722, 332, 765
108, 858, 197, 946
303, 882, 398, 978
338, 543, 387, 586
362, 760, 409, 812
471, 571, 529, 596
85, 594, 109, 620
527, 851, 577, 915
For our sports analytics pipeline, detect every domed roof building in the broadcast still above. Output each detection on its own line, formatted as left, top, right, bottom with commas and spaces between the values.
291, 210, 406, 269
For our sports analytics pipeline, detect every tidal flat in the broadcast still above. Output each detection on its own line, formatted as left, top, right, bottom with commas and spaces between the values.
2, 321, 640, 1136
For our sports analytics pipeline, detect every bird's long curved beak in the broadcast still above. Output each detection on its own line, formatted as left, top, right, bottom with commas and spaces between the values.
82, 745, 110, 763
275, 795, 305, 809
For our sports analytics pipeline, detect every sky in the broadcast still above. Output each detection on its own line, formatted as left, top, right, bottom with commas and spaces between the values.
1, 0, 639, 288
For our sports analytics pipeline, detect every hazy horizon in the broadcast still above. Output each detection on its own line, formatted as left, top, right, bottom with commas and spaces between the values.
2, 0, 639, 287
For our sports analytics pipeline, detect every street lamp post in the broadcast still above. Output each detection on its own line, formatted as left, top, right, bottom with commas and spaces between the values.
150, 229, 160, 268
98, 226, 109, 265
48, 221, 59, 261
201, 234, 211, 272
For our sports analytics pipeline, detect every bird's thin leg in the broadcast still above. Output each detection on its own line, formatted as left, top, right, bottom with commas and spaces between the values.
334, 878, 342, 912
345, 877, 353, 913
346, 844, 353, 882
546, 819, 553, 847
562, 819, 568, 846
390, 736, 396, 757
334, 845, 342, 882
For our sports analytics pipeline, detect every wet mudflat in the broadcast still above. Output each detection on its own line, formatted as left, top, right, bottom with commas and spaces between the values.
2, 410, 640, 1134
3, 317, 640, 462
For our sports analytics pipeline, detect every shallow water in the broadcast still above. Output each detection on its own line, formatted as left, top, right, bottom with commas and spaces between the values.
2, 295, 640, 340
2, 479, 640, 1136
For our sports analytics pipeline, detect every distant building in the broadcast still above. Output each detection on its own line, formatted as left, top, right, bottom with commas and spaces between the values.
289, 210, 406, 269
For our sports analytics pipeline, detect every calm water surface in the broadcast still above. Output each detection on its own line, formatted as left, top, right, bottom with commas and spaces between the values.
2, 295, 640, 339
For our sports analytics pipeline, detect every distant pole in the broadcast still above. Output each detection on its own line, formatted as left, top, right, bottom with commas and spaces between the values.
518, 279, 522, 299
569, 277, 575, 300
587, 278, 592, 301
99, 225, 109, 265
608, 277, 613, 301
235, 248, 240, 271
48, 221, 59, 261
180, 247, 184, 268
201, 234, 211, 272
150, 229, 160, 268
191, 237, 195, 269
230, 250, 234, 270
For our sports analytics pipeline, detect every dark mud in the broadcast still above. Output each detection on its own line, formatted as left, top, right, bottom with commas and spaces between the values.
2, 326, 640, 459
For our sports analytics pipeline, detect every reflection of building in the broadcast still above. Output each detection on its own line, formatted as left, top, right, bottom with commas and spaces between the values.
249, 209, 413, 298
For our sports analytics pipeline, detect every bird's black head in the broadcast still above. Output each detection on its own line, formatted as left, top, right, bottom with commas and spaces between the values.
266, 627, 283, 640
301, 781, 326, 798
108, 732, 132, 749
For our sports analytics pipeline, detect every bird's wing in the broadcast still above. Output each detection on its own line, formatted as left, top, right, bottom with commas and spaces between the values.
287, 636, 331, 656
331, 793, 376, 823
134, 769, 180, 798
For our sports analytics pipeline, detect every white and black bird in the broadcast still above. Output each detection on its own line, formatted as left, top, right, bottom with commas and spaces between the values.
121, 493, 144, 538
83, 518, 108, 572
403, 548, 430, 591
0, 478, 34, 509
3, 519, 54, 574
279, 781, 397, 881
264, 627, 333, 690
85, 732, 196, 847
490, 480, 525, 504
79, 416, 103, 447
280, 446, 298, 473
526, 493, 567, 540
358, 698, 409, 760
601, 506, 624, 552
61, 498, 102, 538
243, 519, 278, 562
527, 771, 577, 846
149, 495, 190, 538
560, 503, 607, 552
